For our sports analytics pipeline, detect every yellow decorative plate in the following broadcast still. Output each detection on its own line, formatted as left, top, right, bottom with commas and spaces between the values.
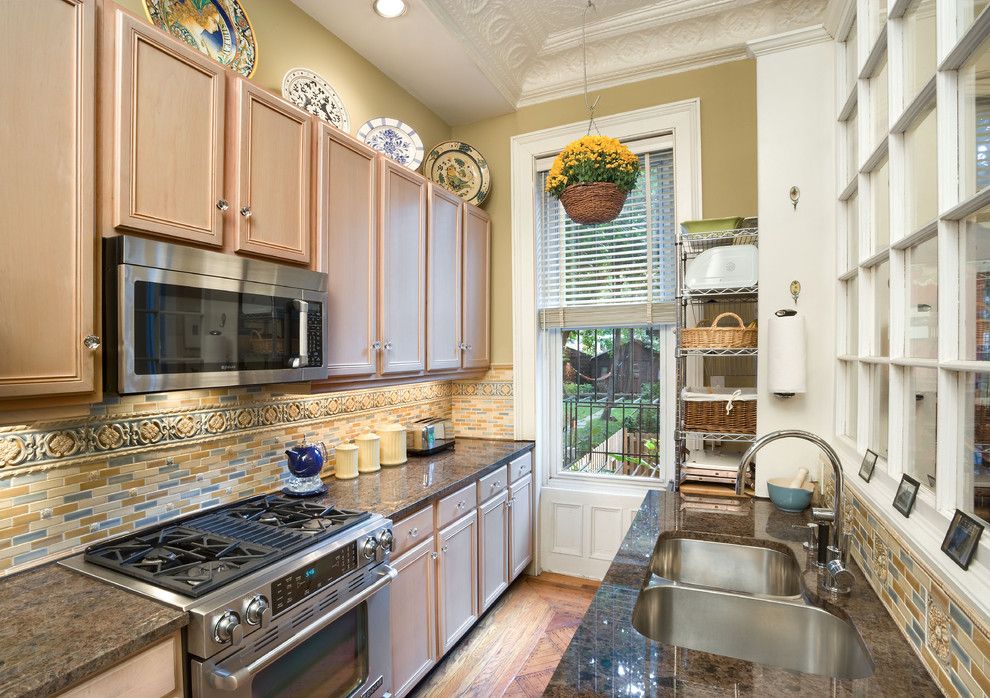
424, 141, 491, 206
144, 0, 257, 78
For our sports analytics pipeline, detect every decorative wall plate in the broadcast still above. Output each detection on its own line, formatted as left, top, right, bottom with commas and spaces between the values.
144, 0, 257, 77
424, 141, 491, 206
281, 68, 350, 132
356, 118, 424, 170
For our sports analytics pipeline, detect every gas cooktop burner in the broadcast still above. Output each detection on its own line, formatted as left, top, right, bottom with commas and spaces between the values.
82, 494, 371, 598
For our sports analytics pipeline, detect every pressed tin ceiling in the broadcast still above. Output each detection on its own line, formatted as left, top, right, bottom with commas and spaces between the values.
293, 0, 831, 124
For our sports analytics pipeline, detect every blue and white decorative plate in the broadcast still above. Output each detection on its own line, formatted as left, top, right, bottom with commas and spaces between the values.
356, 118, 424, 170
424, 141, 491, 206
144, 0, 257, 78
281, 68, 350, 133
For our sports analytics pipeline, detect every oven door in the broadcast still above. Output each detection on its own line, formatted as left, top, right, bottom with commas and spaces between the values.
117, 264, 326, 393
193, 566, 395, 698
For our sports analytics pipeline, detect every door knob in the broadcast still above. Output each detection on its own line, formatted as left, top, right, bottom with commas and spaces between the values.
216, 199, 229, 211
240, 206, 252, 218
371, 341, 382, 351
384, 342, 393, 351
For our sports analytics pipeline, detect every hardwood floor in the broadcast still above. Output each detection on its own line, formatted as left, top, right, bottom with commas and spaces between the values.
411, 573, 599, 698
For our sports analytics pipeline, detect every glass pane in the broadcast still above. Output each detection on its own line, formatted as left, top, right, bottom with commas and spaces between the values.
902, 0, 936, 103
870, 59, 888, 150
906, 367, 937, 489
962, 207, 990, 360
562, 327, 666, 481
843, 361, 858, 439
845, 276, 859, 354
874, 260, 890, 356
872, 363, 889, 458
845, 22, 859, 96
957, 2, 990, 44
958, 35, 990, 200
871, 160, 890, 251
904, 108, 938, 232
962, 372, 990, 523
906, 236, 938, 358
846, 110, 859, 184
846, 193, 859, 269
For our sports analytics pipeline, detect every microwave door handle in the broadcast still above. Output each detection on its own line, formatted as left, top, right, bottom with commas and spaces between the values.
203, 564, 397, 692
289, 299, 309, 368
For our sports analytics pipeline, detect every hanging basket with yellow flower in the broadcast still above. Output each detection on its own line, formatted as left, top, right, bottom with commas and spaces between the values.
545, 135, 640, 225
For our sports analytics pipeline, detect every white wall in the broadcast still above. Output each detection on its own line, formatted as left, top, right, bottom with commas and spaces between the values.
753, 38, 838, 495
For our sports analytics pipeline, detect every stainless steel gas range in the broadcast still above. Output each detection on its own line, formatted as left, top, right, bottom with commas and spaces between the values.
61, 495, 396, 698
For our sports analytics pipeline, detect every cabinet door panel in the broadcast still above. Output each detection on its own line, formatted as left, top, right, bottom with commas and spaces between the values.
437, 511, 478, 654
0, 0, 97, 399
114, 11, 225, 246
390, 538, 437, 698
379, 161, 426, 374
509, 475, 533, 579
233, 80, 312, 264
478, 491, 509, 612
317, 127, 378, 378
462, 204, 491, 370
426, 186, 462, 372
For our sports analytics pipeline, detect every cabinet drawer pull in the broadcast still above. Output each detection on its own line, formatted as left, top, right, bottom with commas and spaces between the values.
430, 552, 438, 560
441, 545, 448, 554
240, 206, 252, 218
457, 500, 465, 509
216, 198, 229, 211
490, 482, 501, 490
371, 341, 382, 351
384, 341, 393, 351
408, 527, 419, 538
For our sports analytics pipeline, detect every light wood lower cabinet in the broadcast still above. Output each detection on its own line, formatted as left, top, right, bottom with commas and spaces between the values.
509, 473, 534, 579
58, 632, 182, 698
478, 490, 509, 612
436, 509, 479, 654
389, 537, 438, 698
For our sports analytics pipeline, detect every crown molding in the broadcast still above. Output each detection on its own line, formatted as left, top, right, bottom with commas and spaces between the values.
745, 24, 832, 57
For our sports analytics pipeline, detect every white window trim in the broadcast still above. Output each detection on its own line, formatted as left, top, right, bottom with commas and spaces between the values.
510, 100, 702, 490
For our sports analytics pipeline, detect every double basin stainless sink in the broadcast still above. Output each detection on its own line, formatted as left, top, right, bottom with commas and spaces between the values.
631, 535, 875, 679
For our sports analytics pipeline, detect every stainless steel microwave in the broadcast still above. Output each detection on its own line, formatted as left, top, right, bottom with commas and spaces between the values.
104, 237, 328, 394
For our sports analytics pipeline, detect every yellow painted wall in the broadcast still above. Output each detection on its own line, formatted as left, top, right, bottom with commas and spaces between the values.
115, 0, 451, 150
452, 60, 759, 365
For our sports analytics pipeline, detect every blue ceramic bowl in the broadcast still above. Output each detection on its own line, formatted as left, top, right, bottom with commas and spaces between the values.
767, 477, 815, 513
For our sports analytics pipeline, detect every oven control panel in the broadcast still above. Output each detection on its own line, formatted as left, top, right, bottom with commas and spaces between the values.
270, 541, 358, 615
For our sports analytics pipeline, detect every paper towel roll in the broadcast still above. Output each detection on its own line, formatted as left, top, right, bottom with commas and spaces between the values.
768, 311, 807, 395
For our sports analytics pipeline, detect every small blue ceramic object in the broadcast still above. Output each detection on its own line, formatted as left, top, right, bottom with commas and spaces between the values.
283, 442, 328, 497
766, 477, 815, 513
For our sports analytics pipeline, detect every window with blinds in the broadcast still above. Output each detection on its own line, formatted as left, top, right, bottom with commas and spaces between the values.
537, 142, 677, 329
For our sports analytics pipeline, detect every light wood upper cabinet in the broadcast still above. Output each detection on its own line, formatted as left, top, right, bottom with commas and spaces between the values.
462, 204, 491, 370
113, 10, 225, 247
379, 160, 427, 375
478, 490, 509, 613
509, 474, 534, 579
436, 509, 478, 655
230, 79, 312, 264
426, 185, 463, 372
317, 125, 379, 378
389, 537, 438, 698
0, 0, 98, 401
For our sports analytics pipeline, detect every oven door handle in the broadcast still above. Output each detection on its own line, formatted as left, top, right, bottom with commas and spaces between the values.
204, 564, 397, 692
288, 299, 309, 369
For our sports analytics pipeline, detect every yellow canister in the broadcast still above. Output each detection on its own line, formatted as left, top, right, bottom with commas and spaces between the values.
334, 443, 359, 480
355, 432, 381, 473
379, 423, 407, 466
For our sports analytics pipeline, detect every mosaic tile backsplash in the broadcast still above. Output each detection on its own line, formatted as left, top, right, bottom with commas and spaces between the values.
0, 370, 515, 576
844, 483, 990, 697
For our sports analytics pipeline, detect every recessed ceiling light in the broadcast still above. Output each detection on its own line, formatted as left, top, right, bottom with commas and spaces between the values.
372, 0, 407, 18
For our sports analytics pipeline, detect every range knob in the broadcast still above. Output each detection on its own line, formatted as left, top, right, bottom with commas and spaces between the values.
214, 610, 243, 645
362, 536, 379, 559
379, 529, 394, 553
245, 595, 270, 626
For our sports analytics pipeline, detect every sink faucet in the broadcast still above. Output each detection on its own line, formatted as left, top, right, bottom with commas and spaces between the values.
735, 429, 853, 594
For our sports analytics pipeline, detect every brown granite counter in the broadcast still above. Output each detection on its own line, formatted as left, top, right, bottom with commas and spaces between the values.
0, 565, 187, 698
546, 490, 941, 696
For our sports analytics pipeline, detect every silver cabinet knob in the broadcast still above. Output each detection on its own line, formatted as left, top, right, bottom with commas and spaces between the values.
456, 500, 465, 509
384, 341, 393, 351
216, 198, 229, 211
83, 335, 101, 350
441, 545, 449, 554
240, 206, 252, 218
371, 341, 382, 351
408, 527, 419, 538
430, 552, 438, 560
466, 344, 473, 350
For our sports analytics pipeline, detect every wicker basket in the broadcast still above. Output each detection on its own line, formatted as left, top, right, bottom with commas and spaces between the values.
683, 387, 757, 434
681, 312, 757, 349
559, 182, 627, 225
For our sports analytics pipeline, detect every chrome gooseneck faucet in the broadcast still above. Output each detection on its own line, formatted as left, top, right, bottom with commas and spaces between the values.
735, 429, 853, 594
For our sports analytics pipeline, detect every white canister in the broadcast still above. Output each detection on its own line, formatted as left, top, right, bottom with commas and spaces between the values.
356, 432, 381, 473
334, 443, 359, 480
379, 423, 407, 466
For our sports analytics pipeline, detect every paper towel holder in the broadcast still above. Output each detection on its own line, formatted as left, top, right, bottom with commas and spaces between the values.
773, 306, 800, 398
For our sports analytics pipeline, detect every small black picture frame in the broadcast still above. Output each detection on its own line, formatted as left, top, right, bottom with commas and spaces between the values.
941, 510, 985, 571
858, 449, 879, 483
893, 474, 920, 517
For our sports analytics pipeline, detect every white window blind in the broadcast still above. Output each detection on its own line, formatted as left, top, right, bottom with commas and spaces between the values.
537, 140, 676, 329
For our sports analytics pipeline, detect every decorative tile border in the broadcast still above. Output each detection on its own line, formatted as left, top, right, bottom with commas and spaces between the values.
0, 382, 451, 474
450, 381, 513, 397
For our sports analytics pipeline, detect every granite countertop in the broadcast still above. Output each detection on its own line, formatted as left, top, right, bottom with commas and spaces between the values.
546, 490, 941, 696
0, 438, 532, 698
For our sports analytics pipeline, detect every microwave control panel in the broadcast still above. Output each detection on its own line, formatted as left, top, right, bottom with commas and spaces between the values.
307, 301, 323, 368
